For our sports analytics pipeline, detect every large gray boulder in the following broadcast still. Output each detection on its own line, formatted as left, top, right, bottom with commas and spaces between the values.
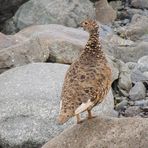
0, 0, 28, 28
118, 14, 148, 41
0, 24, 121, 82
131, 0, 148, 9
113, 41, 148, 63
42, 117, 148, 148
0, 63, 115, 147
4, 0, 95, 33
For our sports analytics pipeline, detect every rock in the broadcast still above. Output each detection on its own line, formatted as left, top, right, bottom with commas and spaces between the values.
140, 106, 148, 112
138, 56, 148, 67
126, 62, 137, 70
126, 8, 147, 20
115, 100, 128, 111
134, 100, 148, 107
114, 41, 148, 62
106, 56, 119, 82
0, 0, 29, 31
131, 0, 148, 9
42, 117, 148, 148
0, 35, 49, 73
131, 68, 148, 82
105, 34, 134, 47
0, 32, 22, 49
0, 63, 115, 147
0, 24, 120, 82
118, 61, 132, 92
5, 0, 95, 33
118, 15, 148, 41
143, 72, 148, 78
124, 106, 142, 117
140, 34, 148, 42
109, 0, 122, 10
95, 0, 117, 24
129, 82, 146, 101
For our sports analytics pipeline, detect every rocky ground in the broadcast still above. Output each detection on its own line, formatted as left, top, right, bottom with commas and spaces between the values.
0, 0, 148, 148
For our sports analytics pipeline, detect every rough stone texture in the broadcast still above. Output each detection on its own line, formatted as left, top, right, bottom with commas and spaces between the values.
0, 63, 115, 148
131, 0, 148, 9
126, 62, 137, 70
118, 15, 148, 41
109, 0, 122, 10
129, 82, 146, 101
118, 61, 132, 92
138, 56, 148, 67
131, 68, 148, 82
124, 106, 142, 117
114, 41, 148, 63
115, 100, 128, 111
0, 32, 22, 49
4, 0, 95, 33
42, 117, 148, 148
0, 0, 29, 31
0, 35, 49, 73
0, 24, 121, 82
95, 0, 117, 24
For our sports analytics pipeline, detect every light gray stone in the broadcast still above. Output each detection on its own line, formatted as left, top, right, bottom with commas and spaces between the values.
0, 24, 120, 83
131, 0, 148, 9
114, 41, 148, 63
115, 100, 128, 111
6, 0, 95, 33
118, 61, 132, 92
126, 62, 137, 70
0, 63, 115, 147
124, 106, 142, 117
131, 68, 148, 82
138, 56, 148, 67
134, 100, 148, 107
118, 15, 148, 41
129, 82, 146, 101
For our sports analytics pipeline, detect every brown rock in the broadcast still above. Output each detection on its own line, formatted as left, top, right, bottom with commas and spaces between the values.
42, 117, 148, 148
95, 0, 117, 24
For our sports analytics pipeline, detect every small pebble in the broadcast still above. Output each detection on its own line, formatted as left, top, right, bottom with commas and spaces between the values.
124, 106, 142, 117
116, 100, 128, 111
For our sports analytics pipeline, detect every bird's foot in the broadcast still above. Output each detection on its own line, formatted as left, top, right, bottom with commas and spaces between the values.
87, 115, 97, 119
77, 120, 85, 124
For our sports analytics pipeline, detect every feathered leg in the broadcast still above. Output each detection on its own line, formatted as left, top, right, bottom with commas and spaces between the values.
76, 114, 83, 124
87, 109, 96, 119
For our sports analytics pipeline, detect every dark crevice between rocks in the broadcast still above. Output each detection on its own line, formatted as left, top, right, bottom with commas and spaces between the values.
0, 0, 29, 34
45, 54, 57, 63
0, 140, 44, 148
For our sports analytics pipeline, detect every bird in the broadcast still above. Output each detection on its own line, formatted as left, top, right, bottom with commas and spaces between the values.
57, 19, 112, 124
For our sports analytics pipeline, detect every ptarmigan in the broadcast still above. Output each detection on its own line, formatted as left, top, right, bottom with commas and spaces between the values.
57, 19, 112, 124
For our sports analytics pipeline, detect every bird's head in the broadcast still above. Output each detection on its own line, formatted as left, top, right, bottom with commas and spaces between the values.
80, 19, 99, 34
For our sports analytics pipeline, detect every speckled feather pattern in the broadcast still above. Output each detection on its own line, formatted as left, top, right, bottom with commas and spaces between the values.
58, 19, 112, 123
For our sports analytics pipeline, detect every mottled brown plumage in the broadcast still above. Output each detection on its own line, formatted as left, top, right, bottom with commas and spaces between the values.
57, 19, 112, 124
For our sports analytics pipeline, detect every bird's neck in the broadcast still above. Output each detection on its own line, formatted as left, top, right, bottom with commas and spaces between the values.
84, 31, 103, 55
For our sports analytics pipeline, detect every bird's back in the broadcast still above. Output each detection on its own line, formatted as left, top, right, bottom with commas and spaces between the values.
61, 50, 112, 111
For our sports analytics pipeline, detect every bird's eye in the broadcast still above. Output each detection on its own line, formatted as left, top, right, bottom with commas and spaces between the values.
84, 22, 88, 25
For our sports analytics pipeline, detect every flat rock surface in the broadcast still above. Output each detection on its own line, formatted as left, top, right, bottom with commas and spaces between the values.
0, 63, 115, 148
42, 117, 148, 148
